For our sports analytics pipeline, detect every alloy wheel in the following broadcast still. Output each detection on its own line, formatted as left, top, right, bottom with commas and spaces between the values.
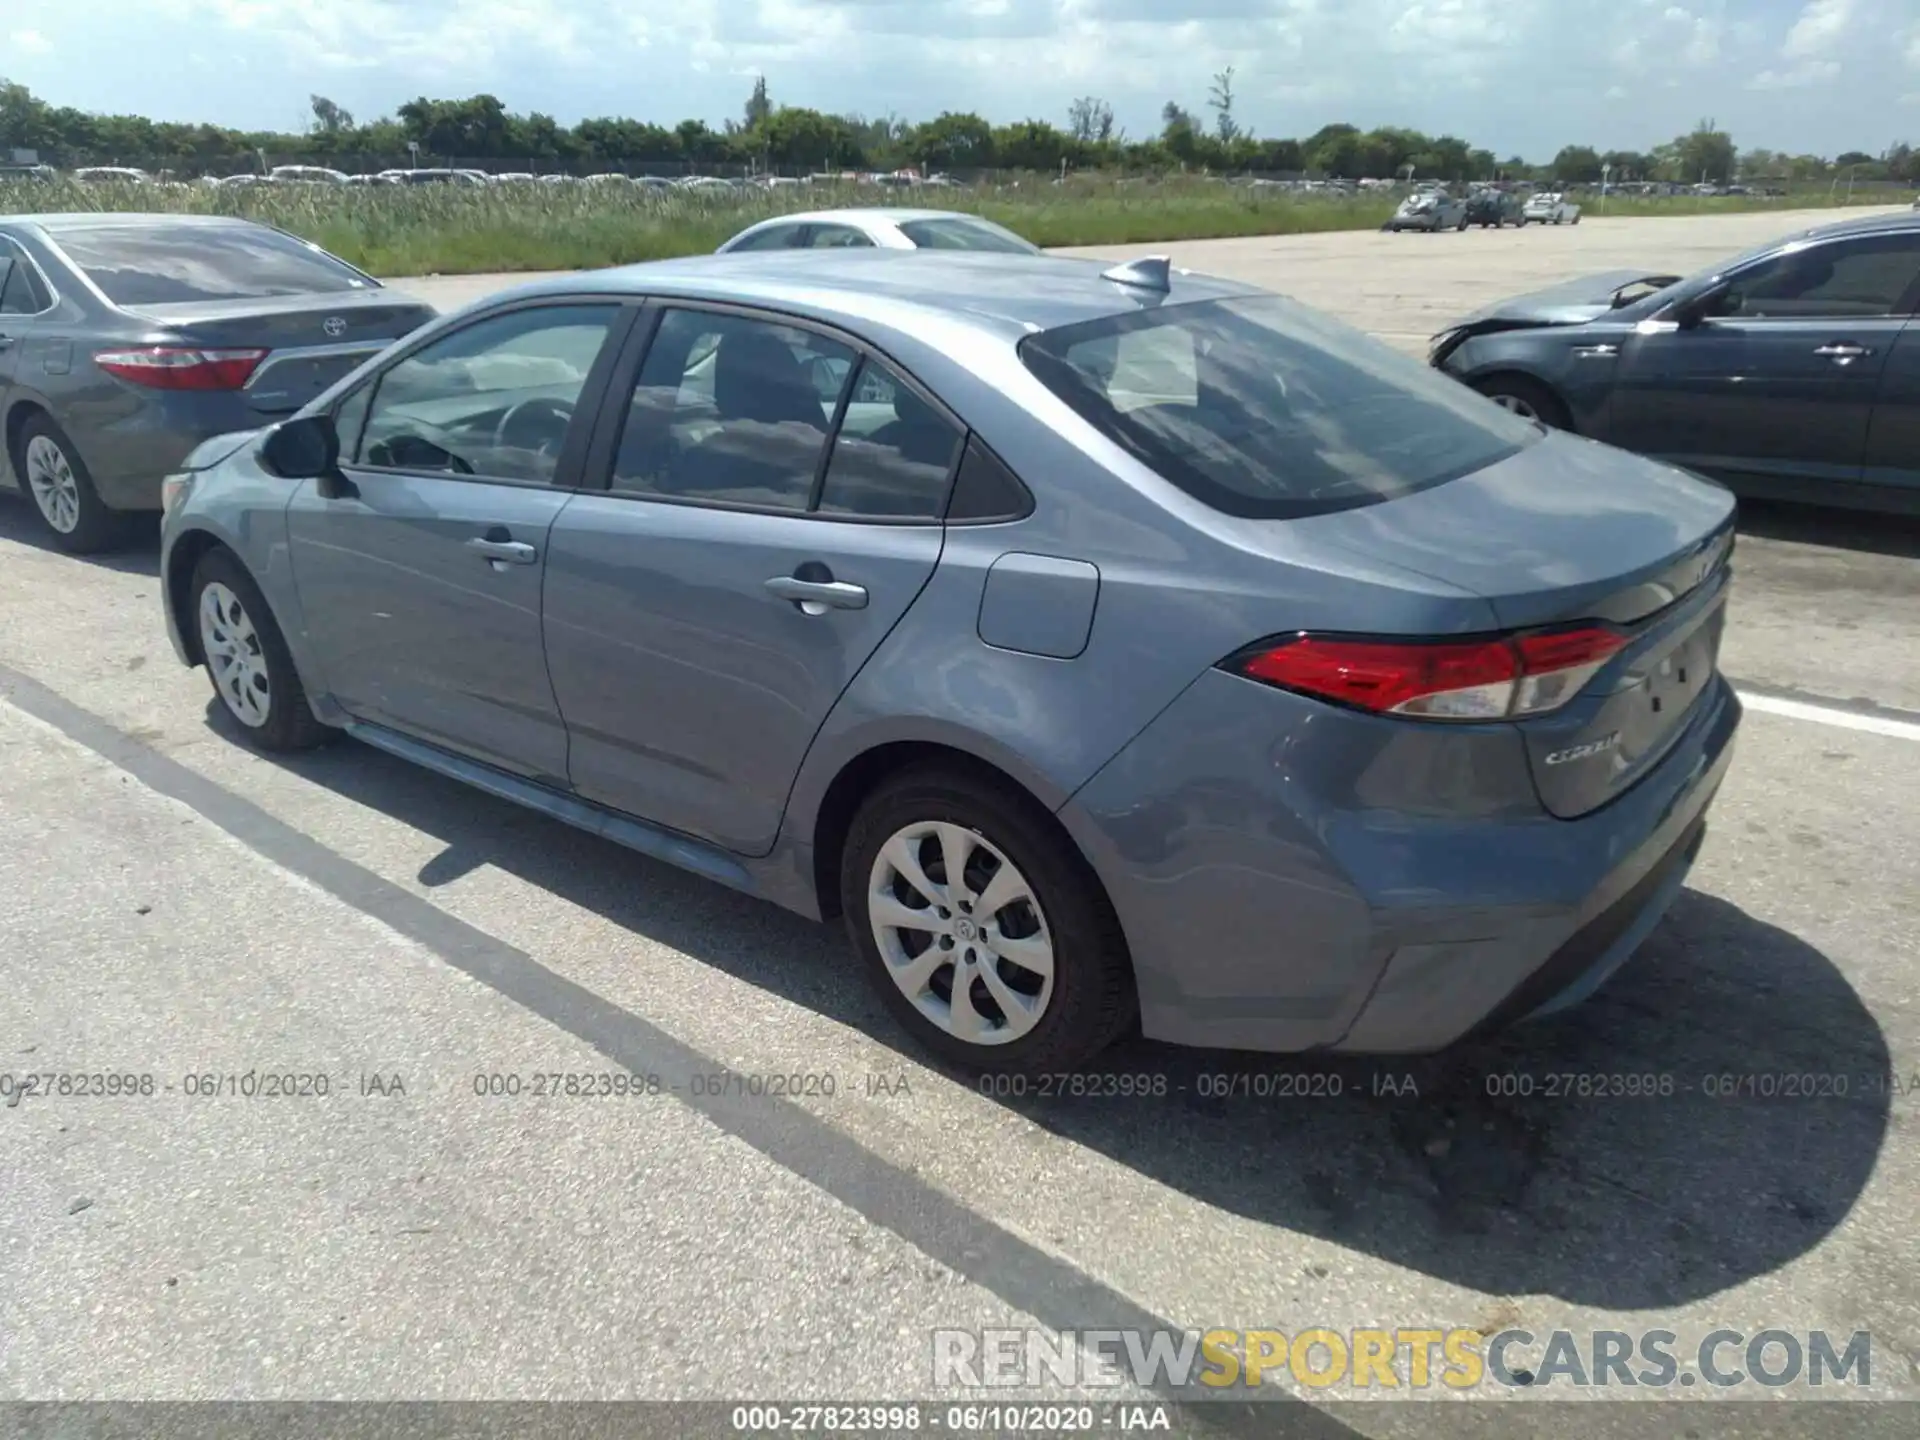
198, 581, 272, 728
1491, 393, 1541, 421
867, 821, 1055, 1046
23, 434, 82, 535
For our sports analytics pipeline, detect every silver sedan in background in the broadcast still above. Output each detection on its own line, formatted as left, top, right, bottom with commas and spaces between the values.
717, 207, 1043, 255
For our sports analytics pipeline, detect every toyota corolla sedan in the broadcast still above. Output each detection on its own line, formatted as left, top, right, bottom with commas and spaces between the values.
717, 208, 1042, 255
1430, 209, 1920, 514
160, 249, 1741, 1072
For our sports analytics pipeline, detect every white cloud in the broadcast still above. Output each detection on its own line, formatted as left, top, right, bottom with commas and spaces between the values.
1750, 59, 1842, 89
7, 0, 1911, 160
1782, 0, 1852, 59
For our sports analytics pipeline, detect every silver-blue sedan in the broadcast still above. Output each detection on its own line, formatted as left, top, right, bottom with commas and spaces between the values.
158, 248, 1741, 1071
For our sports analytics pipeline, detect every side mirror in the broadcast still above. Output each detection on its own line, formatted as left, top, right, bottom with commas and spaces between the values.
258, 413, 340, 480
1674, 284, 1731, 330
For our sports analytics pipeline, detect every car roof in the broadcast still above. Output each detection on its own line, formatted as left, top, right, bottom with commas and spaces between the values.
1786, 209, 1920, 242
11, 212, 272, 233
742, 208, 1006, 230
1704, 207, 1920, 276
492, 248, 1264, 339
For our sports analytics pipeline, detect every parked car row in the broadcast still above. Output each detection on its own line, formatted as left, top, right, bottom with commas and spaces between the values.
6, 201, 1906, 1075
1386, 188, 1582, 231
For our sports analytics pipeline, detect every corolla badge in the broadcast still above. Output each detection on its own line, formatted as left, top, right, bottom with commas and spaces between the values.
1545, 733, 1621, 766
323, 316, 348, 337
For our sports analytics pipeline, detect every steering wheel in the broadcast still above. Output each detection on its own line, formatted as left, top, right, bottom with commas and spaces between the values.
493, 396, 577, 461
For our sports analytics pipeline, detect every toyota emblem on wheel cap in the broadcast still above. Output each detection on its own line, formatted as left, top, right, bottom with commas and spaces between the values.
323, 316, 348, 337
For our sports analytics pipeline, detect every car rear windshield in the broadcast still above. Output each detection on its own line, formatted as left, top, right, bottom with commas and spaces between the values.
896, 217, 1037, 253
1018, 294, 1538, 519
49, 222, 372, 305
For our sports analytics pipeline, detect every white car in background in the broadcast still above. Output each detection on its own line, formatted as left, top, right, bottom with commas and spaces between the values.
717, 207, 1042, 254
1523, 191, 1582, 225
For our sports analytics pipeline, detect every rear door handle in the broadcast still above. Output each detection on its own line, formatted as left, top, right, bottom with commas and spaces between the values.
1813, 342, 1872, 361
765, 575, 868, 612
0, 334, 14, 351
467, 536, 537, 565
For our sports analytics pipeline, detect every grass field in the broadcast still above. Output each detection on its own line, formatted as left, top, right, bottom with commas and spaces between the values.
1, 175, 1908, 275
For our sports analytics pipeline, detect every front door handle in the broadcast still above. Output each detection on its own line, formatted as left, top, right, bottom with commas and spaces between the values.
0, 334, 14, 352
765, 575, 868, 613
1813, 342, 1872, 362
467, 536, 537, 565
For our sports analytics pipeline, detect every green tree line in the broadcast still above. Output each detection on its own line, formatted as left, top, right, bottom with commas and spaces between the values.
4, 77, 1916, 185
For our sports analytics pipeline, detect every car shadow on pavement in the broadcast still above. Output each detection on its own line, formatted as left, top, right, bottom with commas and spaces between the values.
0, 492, 161, 576
247, 715, 1892, 1313
1735, 498, 1920, 559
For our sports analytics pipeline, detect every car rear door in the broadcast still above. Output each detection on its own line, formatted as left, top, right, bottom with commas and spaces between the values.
0, 235, 59, 491
541, 302, 965, 856
1609, 230, 1920, 492
286, 298, 635, 781
1861, 314, 1920, 506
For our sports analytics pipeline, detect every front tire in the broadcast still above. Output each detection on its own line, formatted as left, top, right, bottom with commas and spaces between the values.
1474, 375, 1572, 431
189, 548, 336, 752
841, 765, 1135, 1073
12, 414, 128, 555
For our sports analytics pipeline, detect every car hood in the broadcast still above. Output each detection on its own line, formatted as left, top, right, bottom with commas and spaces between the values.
1446, 269, 1684, 328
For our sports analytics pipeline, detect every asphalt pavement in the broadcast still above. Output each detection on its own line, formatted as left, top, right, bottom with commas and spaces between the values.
1, 207, 1916, 1432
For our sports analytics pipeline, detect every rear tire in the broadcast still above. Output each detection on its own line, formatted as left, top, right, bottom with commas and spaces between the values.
1474, 375, 1572, 431
840, 764, 1135, 1073
189, 548, 337, 752
11, 414, 130, 555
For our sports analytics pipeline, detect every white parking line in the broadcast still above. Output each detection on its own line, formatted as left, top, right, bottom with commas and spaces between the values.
1736, 689, 1920, 743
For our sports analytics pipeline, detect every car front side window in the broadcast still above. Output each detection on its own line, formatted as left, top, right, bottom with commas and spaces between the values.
355, 304, 620, 483
1711, 234, 1920, 320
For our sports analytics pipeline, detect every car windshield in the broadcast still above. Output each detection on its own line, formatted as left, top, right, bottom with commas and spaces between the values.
50, 222, 373, 305
1019, 293, 1539, 519
895, 217, 1039, 253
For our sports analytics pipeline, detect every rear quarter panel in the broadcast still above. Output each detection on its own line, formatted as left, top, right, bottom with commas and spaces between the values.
774, 307, 1507, 875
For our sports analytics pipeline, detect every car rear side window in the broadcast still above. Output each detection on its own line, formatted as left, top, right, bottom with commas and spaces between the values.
816, 358, 964, 518
1019, 294, 1539, 519
611, 308, 856, 511
48, 223, 373, 305
895, 217, 1036, 253
0, 240, 51, 314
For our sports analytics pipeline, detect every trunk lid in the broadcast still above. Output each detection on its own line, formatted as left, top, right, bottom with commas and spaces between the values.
1296, 432, 1738, 818
124, 291, 435, 415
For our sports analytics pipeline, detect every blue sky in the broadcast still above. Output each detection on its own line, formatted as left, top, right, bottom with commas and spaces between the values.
5, 0, 1917, 158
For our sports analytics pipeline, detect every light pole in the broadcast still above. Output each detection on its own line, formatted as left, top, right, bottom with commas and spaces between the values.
1601, 161, 1611, 213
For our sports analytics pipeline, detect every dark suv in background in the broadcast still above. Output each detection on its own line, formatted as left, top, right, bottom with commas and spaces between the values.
1465, 189, 1526, 228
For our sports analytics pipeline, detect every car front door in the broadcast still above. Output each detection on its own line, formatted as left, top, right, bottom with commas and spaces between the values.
1609, 230, 1920, 491
286, 299, 633, 781
542, 304, 965, 855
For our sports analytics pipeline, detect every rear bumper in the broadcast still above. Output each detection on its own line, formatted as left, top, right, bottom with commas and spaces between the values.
1056, 668, 1741, 1054
72, 392, 275, 512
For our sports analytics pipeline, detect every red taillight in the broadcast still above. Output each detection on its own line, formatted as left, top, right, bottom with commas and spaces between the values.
1233, 624, 1628, 722
94, 346, 269, 391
